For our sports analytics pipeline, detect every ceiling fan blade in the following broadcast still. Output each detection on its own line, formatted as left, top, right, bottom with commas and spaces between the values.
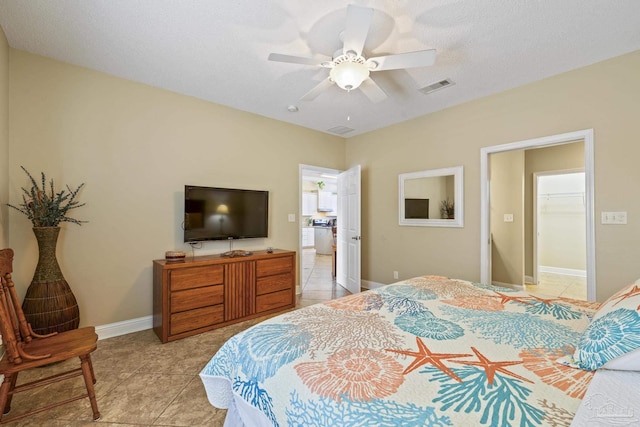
268, 53, 330, 67
367, 49, 436, 71
359, 78, 387, 103
342, 5, 373, 56
300, 78, 334, 101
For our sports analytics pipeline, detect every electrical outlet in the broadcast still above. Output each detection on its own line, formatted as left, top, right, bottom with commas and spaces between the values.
288, 214, 296, 222
504, 213, 514, 222
393, 271, 399, 280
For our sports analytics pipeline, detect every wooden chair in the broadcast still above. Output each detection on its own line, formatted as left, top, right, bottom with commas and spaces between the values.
0, 248, 100, 423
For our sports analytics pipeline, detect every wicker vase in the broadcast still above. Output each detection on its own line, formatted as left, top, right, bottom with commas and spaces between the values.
22, 227, 80, 334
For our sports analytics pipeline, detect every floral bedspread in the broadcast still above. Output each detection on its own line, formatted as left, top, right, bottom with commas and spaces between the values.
200, 276, 600, 427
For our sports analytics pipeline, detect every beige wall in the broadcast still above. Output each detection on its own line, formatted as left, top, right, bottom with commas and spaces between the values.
0, 27, 8, 247
524, 142, 584, 276
346, 50, 640, 302
8, 50, 344, 327
6, 45, 640, 334
490, 150, 524, 285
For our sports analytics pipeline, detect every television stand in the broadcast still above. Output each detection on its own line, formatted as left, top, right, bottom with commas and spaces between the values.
153, 249, 295, 343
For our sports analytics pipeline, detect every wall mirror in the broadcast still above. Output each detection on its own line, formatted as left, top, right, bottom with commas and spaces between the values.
399, 166, 464, 227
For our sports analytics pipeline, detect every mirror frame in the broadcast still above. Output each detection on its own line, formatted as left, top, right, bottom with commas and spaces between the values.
399, 166, 464, 227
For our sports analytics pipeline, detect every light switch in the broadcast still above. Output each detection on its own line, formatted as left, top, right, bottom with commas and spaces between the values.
504, 214, 514, 222
288, 214, 296, 222
601, 211, 627, 224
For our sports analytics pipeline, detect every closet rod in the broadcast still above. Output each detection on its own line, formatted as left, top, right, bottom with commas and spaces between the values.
539, 192, 585, 198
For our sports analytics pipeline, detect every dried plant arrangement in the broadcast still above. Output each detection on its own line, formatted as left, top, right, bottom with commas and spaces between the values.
7, 166, 86, 227
440, 198, 455, 218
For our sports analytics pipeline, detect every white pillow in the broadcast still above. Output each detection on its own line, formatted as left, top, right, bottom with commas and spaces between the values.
602, 347, 640, 371
570, 281, 640, 371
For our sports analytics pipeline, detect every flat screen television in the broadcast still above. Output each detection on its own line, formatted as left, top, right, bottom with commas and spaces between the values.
404, 198, 429, 219
184, 185, 269, 242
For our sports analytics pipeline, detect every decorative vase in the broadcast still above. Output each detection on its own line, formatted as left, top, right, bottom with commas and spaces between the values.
22, 227, 80, 334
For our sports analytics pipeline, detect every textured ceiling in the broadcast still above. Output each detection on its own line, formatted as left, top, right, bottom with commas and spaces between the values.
1, 1, 639, 137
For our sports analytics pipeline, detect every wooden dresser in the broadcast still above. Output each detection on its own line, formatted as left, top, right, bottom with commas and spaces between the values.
153, 249, 296, 343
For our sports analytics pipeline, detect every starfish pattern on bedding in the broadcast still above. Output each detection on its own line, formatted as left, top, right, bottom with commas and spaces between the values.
610, 284, 640, 307
451, 346, 533, 385
529, 295, 559, 305
492, 292, 533, 306
386, 337, 471, 382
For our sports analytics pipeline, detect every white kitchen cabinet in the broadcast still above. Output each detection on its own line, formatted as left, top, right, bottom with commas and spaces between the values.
302, 192, 317, 216
329, 193, 337, 213
302, 227, 315, 247
318, 191, 337, 213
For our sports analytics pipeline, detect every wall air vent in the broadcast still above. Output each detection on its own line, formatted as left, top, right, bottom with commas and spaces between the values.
327, 126, 354, 135
419, 78, 455, 95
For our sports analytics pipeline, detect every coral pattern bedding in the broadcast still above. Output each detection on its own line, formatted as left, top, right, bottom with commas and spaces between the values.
200, 276, 601, 426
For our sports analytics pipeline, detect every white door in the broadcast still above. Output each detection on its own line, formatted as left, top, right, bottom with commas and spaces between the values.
337, 165, 361, 294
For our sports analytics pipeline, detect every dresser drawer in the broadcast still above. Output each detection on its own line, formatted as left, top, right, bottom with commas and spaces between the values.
256, 289, 293, 313
256, 273, 292, 296
256, 256, 293, 277
171, 285, 224, 313
170, 304, 224, 335
170, 265, 224, 291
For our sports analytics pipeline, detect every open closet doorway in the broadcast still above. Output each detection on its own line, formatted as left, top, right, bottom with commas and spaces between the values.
533, 171, 587, 300
480, 129, 596, 301
298, 164, 350, 303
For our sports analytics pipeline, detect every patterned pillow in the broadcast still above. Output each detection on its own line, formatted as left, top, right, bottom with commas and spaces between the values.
570, 281, 640, 371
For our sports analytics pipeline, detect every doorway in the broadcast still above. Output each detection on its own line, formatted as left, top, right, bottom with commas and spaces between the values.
532, 171, 587, 299
299, 165, 348, 303
480, 129, 596, 301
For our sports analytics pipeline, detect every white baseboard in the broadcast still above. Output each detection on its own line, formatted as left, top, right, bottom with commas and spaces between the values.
96, 315, 153, 341
525, 275, 535, 285
0, 318, 153, 343
361, 279, 386, 290
540, 266, 587, 278
491, 280, 525, 291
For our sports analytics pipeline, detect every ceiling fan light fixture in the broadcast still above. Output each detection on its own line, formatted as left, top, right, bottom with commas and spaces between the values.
330, 60, 370, 91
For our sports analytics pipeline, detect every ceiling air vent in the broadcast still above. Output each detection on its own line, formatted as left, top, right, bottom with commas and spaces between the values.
419, 78, 455, 95
327, 126, 355, 135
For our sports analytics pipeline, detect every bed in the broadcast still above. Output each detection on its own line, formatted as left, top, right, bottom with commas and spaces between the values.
200, 275, 640, 426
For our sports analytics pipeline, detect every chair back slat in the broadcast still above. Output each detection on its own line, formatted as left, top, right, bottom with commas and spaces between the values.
0, 278, 18, 338
0, 248, 23, 364
2, 269, 34, 343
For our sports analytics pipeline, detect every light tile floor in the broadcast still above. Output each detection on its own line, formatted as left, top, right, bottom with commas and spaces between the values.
2, 250, 349, 426
300, 248, 350, 303
524, 272, 587, 300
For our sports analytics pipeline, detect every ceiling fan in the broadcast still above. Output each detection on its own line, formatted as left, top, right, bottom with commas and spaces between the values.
268, 4, 436, 103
